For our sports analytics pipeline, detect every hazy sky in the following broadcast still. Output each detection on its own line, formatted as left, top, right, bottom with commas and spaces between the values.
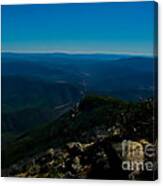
2, 1, 157, 55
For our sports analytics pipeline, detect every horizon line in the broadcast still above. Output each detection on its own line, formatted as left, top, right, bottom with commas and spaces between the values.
1, 50, 155, 57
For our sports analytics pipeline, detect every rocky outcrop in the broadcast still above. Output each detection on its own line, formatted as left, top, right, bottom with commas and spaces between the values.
4, 136, 157, 180
2, 96, 158, 180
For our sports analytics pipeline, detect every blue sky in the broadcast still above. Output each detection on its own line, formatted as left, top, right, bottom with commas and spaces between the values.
2, 1, 156, 55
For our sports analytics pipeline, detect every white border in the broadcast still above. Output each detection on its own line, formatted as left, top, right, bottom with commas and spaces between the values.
0, 1, 162, 186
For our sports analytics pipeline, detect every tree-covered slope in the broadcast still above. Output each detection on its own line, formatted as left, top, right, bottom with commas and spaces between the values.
2, 76, 82, 133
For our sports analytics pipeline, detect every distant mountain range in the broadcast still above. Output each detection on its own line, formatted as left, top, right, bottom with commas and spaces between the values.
2, 52, 156, 98
2, 53, 156, 133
